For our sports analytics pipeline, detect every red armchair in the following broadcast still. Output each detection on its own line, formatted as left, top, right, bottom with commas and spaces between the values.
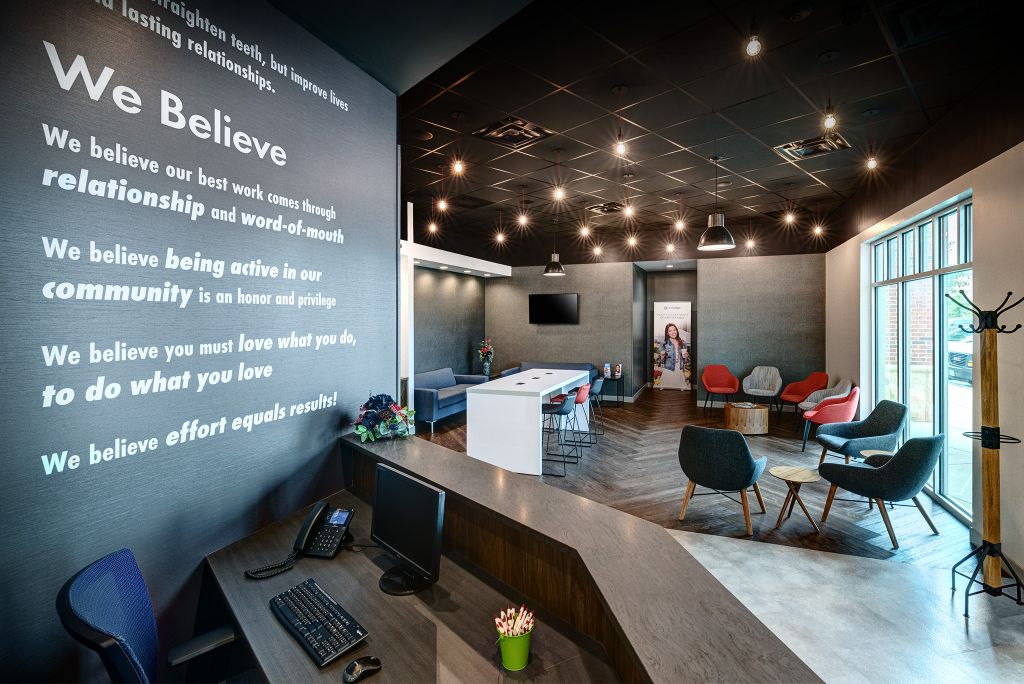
701, 364, 740, 414
778, 371, 828, 422
802, 387, 860, 452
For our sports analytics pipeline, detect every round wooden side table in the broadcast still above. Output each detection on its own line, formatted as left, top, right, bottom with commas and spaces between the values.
769, 466, 821, 533
723, 403, 769, 435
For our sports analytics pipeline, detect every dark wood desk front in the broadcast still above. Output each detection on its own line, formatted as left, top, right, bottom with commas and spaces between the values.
205, 490, 615, 683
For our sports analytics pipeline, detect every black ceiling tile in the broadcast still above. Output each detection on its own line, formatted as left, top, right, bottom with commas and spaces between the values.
617, 89, 709, 132
486, 151, 552, 176
681, 59, 789, 111
527, 135, 599, 163
661, 114, 743, 149
666, 162, 718, 184
566, 58, 675, 111
617, 134, 679, 162
573, 0, 718, 54
449, 135, 511, 166
687, 133, 765, 160
514, 91, 608, 134
723, 148, 789, 173
635, 14, 746, 87
749, 113, 820, 146
413, 91, 513, 134
625, 174, 683, 194
453, 62, 558, 112
564, 114, 643, 151
799, 57, 907, 110
457, 164, 518, 189
795, 150, 859, 173
624, 193, 666, 209
727, 0, 857, 48
566, 175, 617, 195
721, 89, 813, 130
564, 148, 624, 176
744, 166, 804, 186
448, 194, 497, 211
400, 81, 446, 116
640, 150, 699, 174
463, 186, 518, 205
768, 21, 891, 87
400, 117, 461, 151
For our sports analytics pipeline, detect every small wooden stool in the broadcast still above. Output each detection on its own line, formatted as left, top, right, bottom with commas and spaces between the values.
770, 466, 821, 533
723, 403, 769, 435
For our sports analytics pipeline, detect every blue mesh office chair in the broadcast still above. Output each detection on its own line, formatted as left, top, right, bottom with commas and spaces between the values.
57, 548, 238, 683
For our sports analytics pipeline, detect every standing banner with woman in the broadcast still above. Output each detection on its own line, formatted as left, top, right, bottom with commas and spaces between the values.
652, 301, 692, 390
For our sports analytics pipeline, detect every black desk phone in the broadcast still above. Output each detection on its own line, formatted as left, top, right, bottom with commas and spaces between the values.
244, 501, 354, 579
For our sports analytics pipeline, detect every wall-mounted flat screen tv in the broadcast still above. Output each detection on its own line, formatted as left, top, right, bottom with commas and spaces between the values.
529, 293, 579, 324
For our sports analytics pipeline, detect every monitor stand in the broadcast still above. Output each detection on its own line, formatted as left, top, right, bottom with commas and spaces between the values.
379, 564, 431, 596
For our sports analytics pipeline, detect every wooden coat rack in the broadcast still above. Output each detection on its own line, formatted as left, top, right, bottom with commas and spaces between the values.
948, 290, 1024, 618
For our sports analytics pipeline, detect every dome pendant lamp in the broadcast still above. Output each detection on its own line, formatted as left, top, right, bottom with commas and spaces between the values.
543, 228, 566, 276
698, 154, 735, 251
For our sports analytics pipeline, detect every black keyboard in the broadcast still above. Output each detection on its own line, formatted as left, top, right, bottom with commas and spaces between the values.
270, 578, 368, 667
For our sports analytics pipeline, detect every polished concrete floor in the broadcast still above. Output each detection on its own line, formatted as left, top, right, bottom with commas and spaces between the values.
673, 530, 1024, 682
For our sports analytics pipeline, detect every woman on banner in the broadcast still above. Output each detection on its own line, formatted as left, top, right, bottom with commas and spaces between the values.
659, 323, 691, 389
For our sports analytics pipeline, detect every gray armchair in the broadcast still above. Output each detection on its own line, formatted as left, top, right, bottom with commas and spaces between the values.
815, 399, 908, 465
798, 378, 853, 411
741, 366, 783, 409
677, 425, 767, 536
819, 434, 944, 548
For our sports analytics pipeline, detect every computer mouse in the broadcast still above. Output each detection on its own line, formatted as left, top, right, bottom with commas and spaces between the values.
342, 655, 381, 683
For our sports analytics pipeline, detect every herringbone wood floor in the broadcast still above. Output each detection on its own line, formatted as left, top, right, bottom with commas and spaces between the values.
418, 388, 972, 567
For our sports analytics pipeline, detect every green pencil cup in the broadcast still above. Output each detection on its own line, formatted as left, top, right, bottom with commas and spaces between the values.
497, 628, 532, 671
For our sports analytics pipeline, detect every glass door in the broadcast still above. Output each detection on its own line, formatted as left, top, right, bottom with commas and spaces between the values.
940, 271, 974, 512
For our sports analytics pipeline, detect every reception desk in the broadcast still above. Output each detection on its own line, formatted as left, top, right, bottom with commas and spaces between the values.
342, 435, 820, 683
466, 368, 589, 475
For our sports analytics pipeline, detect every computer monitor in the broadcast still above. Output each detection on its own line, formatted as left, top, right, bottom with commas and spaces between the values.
371, 464, 445, 596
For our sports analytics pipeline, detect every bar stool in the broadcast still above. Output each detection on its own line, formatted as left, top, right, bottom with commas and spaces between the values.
588, 377, 605, 438
562, 383, 593, 449
541, 395, 579, 477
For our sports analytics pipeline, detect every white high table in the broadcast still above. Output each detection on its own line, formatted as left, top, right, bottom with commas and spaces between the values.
466, 368, 590, 475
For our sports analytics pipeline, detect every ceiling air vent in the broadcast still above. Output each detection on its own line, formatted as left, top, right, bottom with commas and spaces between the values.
773, 131, 852, 162
587, 201, 624, 215
472, 116, 554, 150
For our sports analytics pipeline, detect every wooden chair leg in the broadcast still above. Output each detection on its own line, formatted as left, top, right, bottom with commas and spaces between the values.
912, 495, 940, 535
819, 447, 828, 465
844, 455, 850, 464
821, 483, 838, 524
876, 498, 899, 549
678, 481, 696, 521
752, 483, 766, 513
740, 489, 752, 536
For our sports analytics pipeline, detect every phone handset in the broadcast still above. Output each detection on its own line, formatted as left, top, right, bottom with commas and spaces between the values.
245, 501, 329, 580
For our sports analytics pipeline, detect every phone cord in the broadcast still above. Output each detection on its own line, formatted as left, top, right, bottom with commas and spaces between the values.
244, 550, 299, 580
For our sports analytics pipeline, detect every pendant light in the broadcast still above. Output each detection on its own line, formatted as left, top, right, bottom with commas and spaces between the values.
698, 154, 735, 251
543, 225, 565, 276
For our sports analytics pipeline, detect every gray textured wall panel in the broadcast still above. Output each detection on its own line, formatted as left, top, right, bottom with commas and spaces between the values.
696, 255, 825, 399
414, 269, 485, 375
484, 263, 635, 392
0, 2, 396, 679
631, 265, 647, 396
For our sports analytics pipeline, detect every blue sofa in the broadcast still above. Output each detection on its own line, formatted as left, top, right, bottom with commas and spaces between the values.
413, 367, 488, 432
500, 361, 600, 382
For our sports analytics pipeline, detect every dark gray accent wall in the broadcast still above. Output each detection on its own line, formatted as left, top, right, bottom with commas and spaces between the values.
414, 268, 485, 375
0, 2, 396, 680
696, 255, 825, 400
646, 270, 698, 386
484, 263, 636, 394
631, 266, 647, 397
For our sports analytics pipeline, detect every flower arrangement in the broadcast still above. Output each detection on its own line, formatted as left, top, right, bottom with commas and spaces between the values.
494, 605, 534, 637
354, 393, 415, 442
478, 337, 494, 363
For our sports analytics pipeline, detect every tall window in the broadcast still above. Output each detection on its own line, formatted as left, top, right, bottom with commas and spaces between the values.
871, 199, 973, 520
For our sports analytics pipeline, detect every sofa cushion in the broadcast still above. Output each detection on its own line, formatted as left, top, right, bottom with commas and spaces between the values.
415, 368, 457, 390
437, 384, 474, 408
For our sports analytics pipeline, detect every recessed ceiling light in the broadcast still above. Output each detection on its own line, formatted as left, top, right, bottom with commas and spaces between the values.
862, 108, 881, 117
624, 205, 635, 217
666, 243, 675, 252
666, 264, 674, 269
784, 212, 795, 224
814, 225, 824, 235
717, 179, 732, 187
627, 235, 638, 247
483, 273, 491, 277
411, 129, 434, 141
580, 225, 590, 237
439, 265, 448, 270
436, 199, 448, 211
745, 32, 762, 57
593, 246, 602, 256
866, 157, 879, 170
517, 214, 528, 226
464, 269, 472, 273
818, 50, 840, 63
450, 111, 466, 120
452, 160, 464, 174
746, 239, 755, 248
553, 187, 565, 200
495, 232, 506, 243
674, 219, 684, 230
615, 140, 626, 155
428, 222, 438, 233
